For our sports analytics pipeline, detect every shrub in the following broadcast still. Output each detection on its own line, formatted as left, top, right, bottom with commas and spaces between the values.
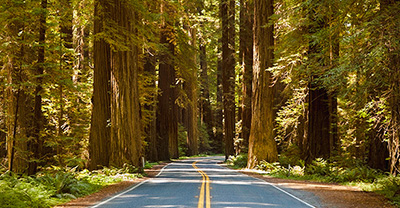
227, 154, 248, 168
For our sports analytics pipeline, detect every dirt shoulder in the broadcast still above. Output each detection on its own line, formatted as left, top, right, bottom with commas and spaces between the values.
54, 163, 169, 208
241, 170, 396, 208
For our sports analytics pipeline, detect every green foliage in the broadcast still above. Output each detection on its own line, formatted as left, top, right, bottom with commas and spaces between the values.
178, 124, 188, 157
227, 154, 248, 169
366, 176, 400, 205
0, 165, 142, 208
278, 145, 304, 168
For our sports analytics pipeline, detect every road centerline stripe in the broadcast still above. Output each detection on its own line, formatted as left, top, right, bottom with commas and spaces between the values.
192, 161, 211, 208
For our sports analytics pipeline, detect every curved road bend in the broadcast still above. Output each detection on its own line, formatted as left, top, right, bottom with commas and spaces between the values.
91, 156, 319, 208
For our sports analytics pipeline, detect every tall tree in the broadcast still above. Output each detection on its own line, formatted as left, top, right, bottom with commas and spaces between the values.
239, 0, 254, 149
220, 0, 236, 160
247, 0, 278, 168
185, 27, 199, 156
381, 0, 400, 174
108, 0, 143, 167
89, 0, 111, 169
29, 0, 47, 175
304, 1, 339, 163
157, 0, 179, 160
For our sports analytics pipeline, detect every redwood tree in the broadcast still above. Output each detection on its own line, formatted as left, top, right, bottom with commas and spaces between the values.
247, 0, 278, 168
220, 0, 236, 160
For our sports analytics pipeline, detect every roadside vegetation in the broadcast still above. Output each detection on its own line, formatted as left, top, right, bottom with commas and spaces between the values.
0, 164, 151, 208
227, 153, 400, 207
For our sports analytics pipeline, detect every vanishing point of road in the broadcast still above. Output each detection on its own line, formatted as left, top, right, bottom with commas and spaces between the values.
91, 156, 319, 208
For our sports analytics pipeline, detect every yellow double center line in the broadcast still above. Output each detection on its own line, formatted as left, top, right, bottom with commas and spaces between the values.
192, 161, 211, 208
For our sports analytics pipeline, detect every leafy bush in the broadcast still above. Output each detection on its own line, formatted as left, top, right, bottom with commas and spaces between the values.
0, 166, 142, 208
305, 158, 331, 176
227, 154, 248, 168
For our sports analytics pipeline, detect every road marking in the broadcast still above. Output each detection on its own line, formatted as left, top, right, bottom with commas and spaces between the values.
91, 163, 171, 208
192, 161, 211, 208
244, 171, 316, 208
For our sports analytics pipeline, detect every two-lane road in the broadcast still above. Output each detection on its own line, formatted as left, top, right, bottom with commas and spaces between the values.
92, 156, 318, 208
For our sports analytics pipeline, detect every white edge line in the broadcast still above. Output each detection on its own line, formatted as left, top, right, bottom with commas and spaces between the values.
91, 163, 171, 208
227, 167, 316, 208
263, 180, 316, 208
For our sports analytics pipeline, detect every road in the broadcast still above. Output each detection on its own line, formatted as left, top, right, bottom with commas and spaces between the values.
92, 156, 318, 208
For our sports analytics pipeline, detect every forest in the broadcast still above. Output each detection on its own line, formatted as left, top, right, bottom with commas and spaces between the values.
0, 0, 400, 206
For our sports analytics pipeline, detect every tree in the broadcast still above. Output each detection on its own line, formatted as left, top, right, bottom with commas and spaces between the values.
90, 0, 143, 169
108, 0, 143, 167
157, 0, 179, 160
220, 0, 236, 160
89, 0, 111, 169
30, 0, 47, 175
247, 0, 278, 168
239, 0, 253, 149
185, 27, 199, 156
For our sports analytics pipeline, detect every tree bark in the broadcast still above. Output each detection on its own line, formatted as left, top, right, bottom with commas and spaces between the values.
29, 0, 47, 175
221, 0, 236, 160
186, 28, 199, 156
108, 0, 143, 168
240, 0, 254, 149
381, 0, 400, 175
157, 0, 178, 160
89, 0, 111, 170
247, 0, 278, 169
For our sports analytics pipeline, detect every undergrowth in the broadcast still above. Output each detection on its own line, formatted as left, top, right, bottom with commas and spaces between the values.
256, 157, 400, 206
0, 165, 142, 208
225, 152, 400, 206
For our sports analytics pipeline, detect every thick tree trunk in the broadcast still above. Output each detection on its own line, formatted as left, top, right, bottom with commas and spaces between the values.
29, 0, 47, 175
186, 28, 199, 156
221, 0, 236, 160
240, 0, 254, 149
108, 0, 143, 168
89, 0, 111, 170
306, 84, 332, 161
157, 2, 178, 160
5, 5, 34, 173
382, 0, 400, 175
247, 0, 278, 169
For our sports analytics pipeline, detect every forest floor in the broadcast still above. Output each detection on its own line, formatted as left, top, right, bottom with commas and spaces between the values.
55, 161, 396, 208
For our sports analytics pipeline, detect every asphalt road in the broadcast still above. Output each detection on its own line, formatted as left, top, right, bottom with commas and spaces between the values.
92, 156, 319, 208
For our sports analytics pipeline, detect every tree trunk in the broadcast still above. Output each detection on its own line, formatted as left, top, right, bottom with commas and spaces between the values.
186, 28, 199, 156
247, 0, 278, 169
89, 0, 111, 170
240, 0, 254, 149
381, 0, 400, 175
29, 0, 47, 175
221, 0, 236, 160
5, 3, 34, 173
304, 1, 339, 163
108, 0, 143, 168
157, 1, 178, 160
